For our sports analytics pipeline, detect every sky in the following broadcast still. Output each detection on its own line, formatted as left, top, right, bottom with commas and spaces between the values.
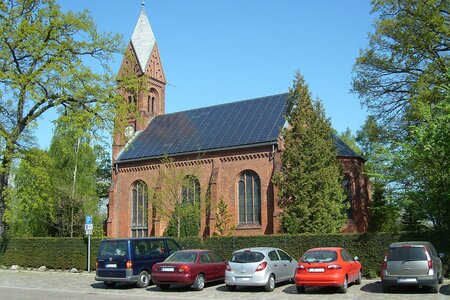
38, 0, 376, 149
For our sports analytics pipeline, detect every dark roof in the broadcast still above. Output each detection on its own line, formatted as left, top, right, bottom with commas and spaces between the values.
332, 135, 363, 159
118, 94, 287, 162
117, 93, 363, 162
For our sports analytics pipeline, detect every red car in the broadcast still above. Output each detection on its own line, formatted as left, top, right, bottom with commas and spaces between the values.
294, 247, 362, 293
152, 249, 226, 291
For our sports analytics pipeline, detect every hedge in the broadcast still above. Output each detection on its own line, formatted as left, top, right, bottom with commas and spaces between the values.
0, 232, 448, 278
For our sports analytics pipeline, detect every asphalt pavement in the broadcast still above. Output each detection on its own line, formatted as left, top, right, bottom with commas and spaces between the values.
0, 269, 449, 300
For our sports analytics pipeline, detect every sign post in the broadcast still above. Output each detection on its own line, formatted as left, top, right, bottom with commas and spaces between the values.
85, 215, 93, 273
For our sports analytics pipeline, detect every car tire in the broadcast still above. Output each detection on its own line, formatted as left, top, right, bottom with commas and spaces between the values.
296, 285, 305, 293
226, 284, 236, 291
429, 280, 439, 294
264, 274, 275, 292
355, 270, 362, 285
158, 284, 170, 290
381, 283, 390, 293
339, 276, 348, 293
136, 270, 150, 288
192, 274, 205, 291
104, 281, 116, 288
438, 273, 444, 284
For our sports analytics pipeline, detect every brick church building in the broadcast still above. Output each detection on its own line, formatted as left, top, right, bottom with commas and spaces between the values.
106, 7, 370, 238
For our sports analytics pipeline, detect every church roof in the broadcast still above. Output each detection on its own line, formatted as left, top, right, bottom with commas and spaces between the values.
117, 93, 363, 163
131, 8, 156, 72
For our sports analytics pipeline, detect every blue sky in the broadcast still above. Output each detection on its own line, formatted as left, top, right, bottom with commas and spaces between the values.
38, 0, 375, 148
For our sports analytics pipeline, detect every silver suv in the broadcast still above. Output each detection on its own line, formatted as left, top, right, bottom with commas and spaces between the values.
381, 241, 444, 293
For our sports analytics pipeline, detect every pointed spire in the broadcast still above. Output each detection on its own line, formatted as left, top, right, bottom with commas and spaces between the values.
131, 6, 156, 72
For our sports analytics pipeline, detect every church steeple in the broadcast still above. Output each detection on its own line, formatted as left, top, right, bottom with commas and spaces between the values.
114, 4, 166, 160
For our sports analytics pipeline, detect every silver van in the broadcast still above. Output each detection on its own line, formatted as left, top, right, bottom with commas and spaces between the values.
381, 241, 444, 293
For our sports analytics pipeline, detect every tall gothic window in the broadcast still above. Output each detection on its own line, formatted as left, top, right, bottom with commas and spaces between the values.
131, 181, 148, 237
149, 89, 158, 114
182, 175, 200, 204
238, 171, 261, 225
342, 175, 353, 219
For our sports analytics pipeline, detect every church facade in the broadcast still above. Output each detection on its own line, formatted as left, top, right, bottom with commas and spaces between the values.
106, 8, 370, 238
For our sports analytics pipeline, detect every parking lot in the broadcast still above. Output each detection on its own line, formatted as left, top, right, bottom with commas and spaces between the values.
0, 269, 449, 300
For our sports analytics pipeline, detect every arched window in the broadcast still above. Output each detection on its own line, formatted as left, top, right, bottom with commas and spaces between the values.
182, 175, 200, 204
149, 89, 158, 114
238, 171, 261, 225
131, 181, 148, 237
342, 175, 353, 219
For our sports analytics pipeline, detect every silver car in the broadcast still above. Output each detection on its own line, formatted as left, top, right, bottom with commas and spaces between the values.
381, 241, 445, 293
225, 247, 298, 292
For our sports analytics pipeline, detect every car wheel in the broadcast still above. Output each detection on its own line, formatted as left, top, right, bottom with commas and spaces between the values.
226, 284, 236, 291
429, 280, 439, 294
438, 273, 444, 284
381, 283, 390, 293
192, 274, 205, 291
158, 284, 170, 290
296, 285, 305, 293
104, 281, 115, 288
136, 270, 150, 288
264, 274, 275, 292
339, 276, 348, 293
355, 270, 362, 285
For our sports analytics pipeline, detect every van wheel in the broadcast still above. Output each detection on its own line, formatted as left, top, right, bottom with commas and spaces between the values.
137, 270, 150, 288
429, 280, 439, 293
339, 276, 348, 293
192, 274, 205, 291
104, 281, 115, 288
264, 274, 275, 292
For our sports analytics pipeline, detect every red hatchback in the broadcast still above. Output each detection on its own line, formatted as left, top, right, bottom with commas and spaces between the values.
152, 249, 226, 291
294, 247, 362, 293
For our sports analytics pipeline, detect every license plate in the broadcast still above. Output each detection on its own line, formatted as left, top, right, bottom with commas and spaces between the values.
308, 268, 325, 273
105, 263, 117, 268
237, 277, 251, 282
398, 278, 418, 283
161, 267, 174, 272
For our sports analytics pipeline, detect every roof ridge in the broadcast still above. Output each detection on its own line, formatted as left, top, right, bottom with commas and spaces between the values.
156, 92, 288, 118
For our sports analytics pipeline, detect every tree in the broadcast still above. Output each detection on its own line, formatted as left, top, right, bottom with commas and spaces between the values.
352, 0, 449, 131
273, 72, 347, 234
337, 127, 362, 155
352, 0, 450, 230
152, 158, 202, 238
4, 148, 54, 236
0, 0, 122, 235
213, 196, 235, 236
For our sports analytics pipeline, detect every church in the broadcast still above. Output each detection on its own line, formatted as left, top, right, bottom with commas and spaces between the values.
106, 7, 371, 238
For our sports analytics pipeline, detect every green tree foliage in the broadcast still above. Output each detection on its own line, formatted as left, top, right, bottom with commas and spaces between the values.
337, 127, 362, 155
0, 0, 122, 235
273, 72, 347, 234
352, 0, 449, 230
48, 120, 99, 237
152, 158, 202, 238
4, 149, 54, 236
213, 196, 235, 236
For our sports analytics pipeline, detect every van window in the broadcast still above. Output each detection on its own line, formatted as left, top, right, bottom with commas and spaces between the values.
134, 239, 165, 256
98, 241, 128, 259
387, 246, 427, 261
166, 239, 181, 254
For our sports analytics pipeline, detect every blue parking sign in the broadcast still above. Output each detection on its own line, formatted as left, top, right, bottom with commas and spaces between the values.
86, 215, 92, 225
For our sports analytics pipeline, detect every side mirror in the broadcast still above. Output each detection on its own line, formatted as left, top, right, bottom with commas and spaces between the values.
354, 256, 359, 261
439, 253, 445, 258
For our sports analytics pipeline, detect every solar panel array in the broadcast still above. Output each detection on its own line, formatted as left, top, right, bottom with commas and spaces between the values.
118, 93, 287, 161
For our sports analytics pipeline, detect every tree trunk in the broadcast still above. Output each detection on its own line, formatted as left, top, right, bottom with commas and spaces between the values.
70, 137, 81, 238
0, 140, 16, 237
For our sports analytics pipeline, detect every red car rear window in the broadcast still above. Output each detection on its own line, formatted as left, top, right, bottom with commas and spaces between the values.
301, 250, 337, 263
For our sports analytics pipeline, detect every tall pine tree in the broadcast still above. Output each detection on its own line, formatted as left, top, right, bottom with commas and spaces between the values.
274, 72, 347, 234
